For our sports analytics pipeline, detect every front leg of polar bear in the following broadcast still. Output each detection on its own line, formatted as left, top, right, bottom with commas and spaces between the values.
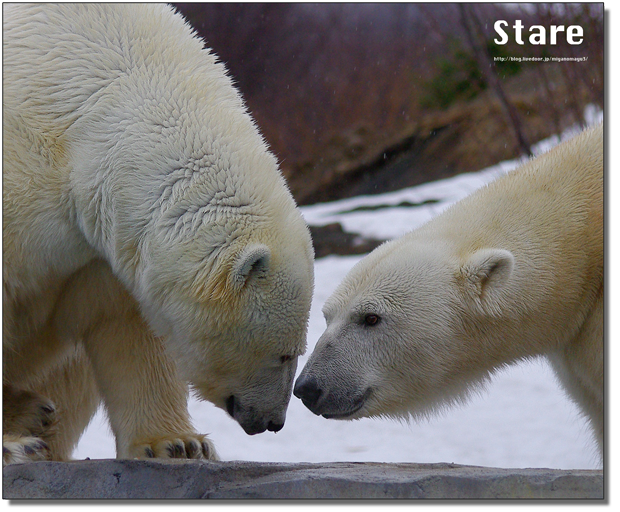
84, 316, 216, 460
59, 261, 217, 461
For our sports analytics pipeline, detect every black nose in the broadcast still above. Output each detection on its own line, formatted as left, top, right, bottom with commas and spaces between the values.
267, 420, 284, 433
293, 374, 322, 409
225, 395, 236, 417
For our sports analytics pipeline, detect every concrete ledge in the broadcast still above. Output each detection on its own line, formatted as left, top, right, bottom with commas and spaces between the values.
3, 459, 604, 500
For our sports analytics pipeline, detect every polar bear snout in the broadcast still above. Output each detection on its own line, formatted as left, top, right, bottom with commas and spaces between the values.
293, 374, 322, 410
225, 395, 286, 435
294, 370, 371, 419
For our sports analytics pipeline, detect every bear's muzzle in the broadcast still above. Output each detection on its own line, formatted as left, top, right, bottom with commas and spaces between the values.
226, 395, 285, 435
293, 371, 371, 419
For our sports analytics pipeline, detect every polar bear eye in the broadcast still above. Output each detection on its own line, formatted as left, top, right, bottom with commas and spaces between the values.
364, 314, 381, 326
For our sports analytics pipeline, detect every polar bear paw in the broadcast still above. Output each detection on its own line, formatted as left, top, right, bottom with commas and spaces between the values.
128, 434, 218, 461
3, 434, 51, 466
2, 386, 58, 465
3, 386, 58, 438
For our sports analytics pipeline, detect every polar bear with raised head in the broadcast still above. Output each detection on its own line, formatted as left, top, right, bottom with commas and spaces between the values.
3, 3, 314, 465
295, 125, 603, 454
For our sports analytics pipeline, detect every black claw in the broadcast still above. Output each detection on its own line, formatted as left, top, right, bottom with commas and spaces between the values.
201, 441, 211, 458
187, 440, 200, 458
145, 447, 155, 458
24, 445, 36, 455
168, 442, 186, 458
34, 440, 48, 451
41, 404, 55, 414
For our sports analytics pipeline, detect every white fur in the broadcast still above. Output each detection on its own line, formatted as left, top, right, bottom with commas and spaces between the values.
3, 3, 314, 464
295, 125, 603, 455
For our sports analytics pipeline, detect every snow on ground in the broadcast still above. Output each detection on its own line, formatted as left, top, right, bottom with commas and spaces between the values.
74, 112, 603, 469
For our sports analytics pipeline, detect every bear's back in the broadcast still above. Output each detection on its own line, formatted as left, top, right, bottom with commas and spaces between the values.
2, 4, 227, 132
417, 125, 603, 264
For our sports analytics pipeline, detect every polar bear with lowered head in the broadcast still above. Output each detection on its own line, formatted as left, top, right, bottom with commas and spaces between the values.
3, 3, 314, 465
295, 125, 603, 454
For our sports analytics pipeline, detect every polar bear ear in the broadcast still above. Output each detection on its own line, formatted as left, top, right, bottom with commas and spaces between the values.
460, 248, 514, 313
230, 244, 271, 290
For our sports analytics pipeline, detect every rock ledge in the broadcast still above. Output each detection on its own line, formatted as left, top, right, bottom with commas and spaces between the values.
3, 460, 603, 500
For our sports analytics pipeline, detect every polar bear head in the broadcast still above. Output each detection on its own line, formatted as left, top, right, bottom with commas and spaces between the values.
294, 236, 514, 421
134, 183, 314, 435
132, 149, 315, 435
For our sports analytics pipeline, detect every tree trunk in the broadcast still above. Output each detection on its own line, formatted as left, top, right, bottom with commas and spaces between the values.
458, 4, 532, 157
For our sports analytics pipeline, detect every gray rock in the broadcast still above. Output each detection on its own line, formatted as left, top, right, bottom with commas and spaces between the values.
309, 222, 384, 259
3, 460, 603, 500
